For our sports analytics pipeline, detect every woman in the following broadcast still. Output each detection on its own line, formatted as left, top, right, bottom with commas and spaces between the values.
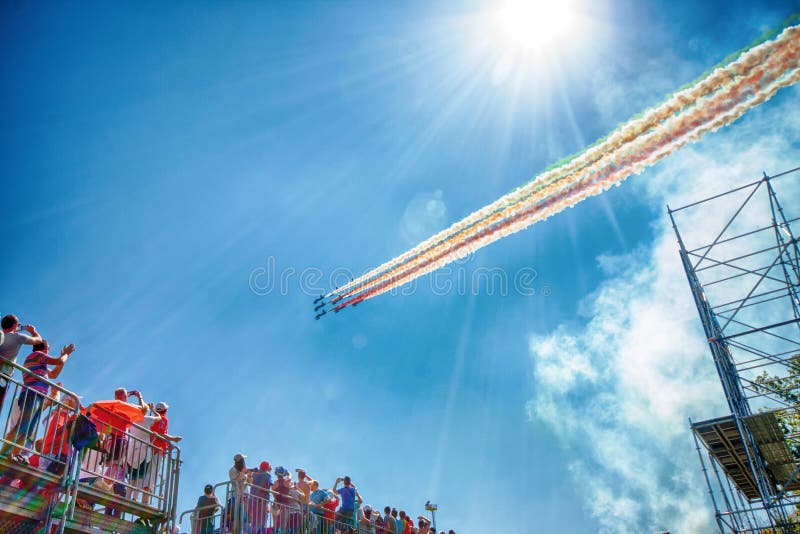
358, 505, 376, 534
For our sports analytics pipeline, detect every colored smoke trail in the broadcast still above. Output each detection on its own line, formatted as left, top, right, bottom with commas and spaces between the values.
323, 24, 800, 312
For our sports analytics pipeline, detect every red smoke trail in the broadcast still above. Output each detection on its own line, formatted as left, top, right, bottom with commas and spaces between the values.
327, 25, 800, 309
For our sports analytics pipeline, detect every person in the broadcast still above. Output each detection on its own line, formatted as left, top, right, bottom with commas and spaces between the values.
295, 468, 312, 503
127, 409, 155, 505
333, 476, 361, 529
359, 505, 376, 534
0, 387, 77, 493
228, 453, 251, 533
392, 509, 401, 534
0, 340, 74, 461
403, 513, 412, 534
416, 517, 431, 534
322, 489, 338, 534
288, 480, 305, 533
40, 392, 80, 476
98, 387, 148, 517
271, 466, 292, 534
100, 387, 149, 467
294, 468, 313, 532
250, 460, 272, 534
195, 484, 221, 534
0, 315, 42, 406
144, 402, 181, 505
382, 506, 396, 534
398, 511, 410, 534
308, 479, 329, 533
251, 460, 272, 499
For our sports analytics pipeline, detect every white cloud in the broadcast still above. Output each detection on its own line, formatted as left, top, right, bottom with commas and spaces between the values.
528, 87, 800, 532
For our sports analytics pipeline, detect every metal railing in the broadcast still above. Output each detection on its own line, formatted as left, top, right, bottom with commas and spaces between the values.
78, 401, 181, 514
0, 358, 182, 532
179, 481, 377, 534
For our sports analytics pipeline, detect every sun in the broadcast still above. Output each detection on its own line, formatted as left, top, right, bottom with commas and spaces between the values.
494, 0, 576, 52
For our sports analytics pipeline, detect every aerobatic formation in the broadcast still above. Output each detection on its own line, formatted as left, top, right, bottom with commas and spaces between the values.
314, 23, 800, 320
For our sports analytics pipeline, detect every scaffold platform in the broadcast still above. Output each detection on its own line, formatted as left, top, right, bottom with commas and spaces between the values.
692, 411, 800, 501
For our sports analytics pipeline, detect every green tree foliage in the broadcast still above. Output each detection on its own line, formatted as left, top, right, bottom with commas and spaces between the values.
753, 354, 800, 460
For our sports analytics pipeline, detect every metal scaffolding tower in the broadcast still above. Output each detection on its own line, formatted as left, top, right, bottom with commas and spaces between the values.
669, 166, 800, 533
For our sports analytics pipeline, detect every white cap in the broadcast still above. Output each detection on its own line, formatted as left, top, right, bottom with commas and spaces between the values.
155, 401, 169, 412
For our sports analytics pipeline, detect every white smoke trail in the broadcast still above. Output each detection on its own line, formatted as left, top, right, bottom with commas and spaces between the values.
328, 25, 800, 308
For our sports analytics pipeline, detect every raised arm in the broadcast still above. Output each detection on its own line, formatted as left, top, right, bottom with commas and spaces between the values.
148, 404, 162, 420
159, 430, 183, 442
333, 477, 342, 492
42, 344, 75, 367
22, 324, 43, 345
132, 391, 148, 415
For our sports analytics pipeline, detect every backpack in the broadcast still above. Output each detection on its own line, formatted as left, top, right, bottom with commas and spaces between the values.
71, 413, 100, 451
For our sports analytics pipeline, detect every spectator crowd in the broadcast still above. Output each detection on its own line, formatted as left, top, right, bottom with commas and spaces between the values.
2, 313, 455, 533
0, 313, 182, 516
191, 453, 457, 534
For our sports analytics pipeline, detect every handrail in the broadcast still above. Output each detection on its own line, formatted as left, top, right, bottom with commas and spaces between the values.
81, 400, 182, 522
179, 479, 376, 534
0, 357, 82, 409
0, 356, 182, 533
0, 357, 82, 534
179, 503, 222, 523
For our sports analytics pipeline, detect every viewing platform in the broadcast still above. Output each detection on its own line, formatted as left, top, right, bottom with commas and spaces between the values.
0, 360, 181, 533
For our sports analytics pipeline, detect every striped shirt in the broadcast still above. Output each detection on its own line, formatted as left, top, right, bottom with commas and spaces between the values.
23, 351, 50, 393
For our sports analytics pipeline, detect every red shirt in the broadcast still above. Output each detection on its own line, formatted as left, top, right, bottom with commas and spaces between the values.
324, 496, 338, 520
150, 414, 169, 452
42, 411, 74, 457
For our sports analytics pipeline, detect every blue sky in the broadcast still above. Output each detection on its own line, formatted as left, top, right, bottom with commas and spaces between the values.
1, 1, 798, 532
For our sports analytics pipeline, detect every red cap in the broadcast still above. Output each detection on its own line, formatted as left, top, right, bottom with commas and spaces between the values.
260, 461, 271, 471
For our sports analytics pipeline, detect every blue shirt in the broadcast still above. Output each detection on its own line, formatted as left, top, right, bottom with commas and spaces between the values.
337, 486, 356, 511
310, 489, 327, 514
251, 471, 271, 500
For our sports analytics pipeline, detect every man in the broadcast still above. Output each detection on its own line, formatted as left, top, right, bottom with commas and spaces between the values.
416, 517, 431, 534
382, 506, 396, 534
228, 453, 251, 533
249, 460, 272, 533
392, 509, 401, 534
98, 387, 148, 517
398, 511, 409, 534
0, 315, 42, 406
295, 468, 312, 503
251, 460, 272, 500
0, 340, 74, 460
146, 402, 181, 504
308, 479, 329, 533
128, 402, 180, 505
323, 490, 338, 534
195, 484, 221, 534
333, 476, 361, 531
